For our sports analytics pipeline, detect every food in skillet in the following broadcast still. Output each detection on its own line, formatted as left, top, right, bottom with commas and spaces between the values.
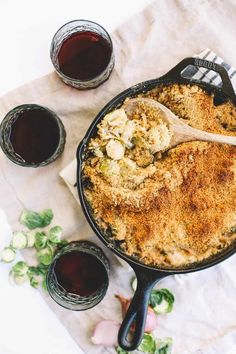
82, 84, 236, 267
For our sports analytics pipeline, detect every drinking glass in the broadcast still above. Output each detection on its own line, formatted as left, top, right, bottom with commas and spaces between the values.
0, 104, 66, 167
50, 19, 115, 89
46, 240, 110, 310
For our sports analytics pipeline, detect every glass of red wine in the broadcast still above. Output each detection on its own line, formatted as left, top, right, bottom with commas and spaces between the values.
0, 104, 66, 167
46, 240, 110, 310
50, 19, 115, 89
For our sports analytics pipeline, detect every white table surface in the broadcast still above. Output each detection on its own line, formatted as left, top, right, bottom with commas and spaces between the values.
0, 0, 152, 97
0, 1, 152, 354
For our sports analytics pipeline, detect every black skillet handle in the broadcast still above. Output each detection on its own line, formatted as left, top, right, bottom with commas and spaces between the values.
163, 57, 235, 100
118, 266, 167, 351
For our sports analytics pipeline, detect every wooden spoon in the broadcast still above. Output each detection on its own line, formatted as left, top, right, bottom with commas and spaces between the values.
123, 97, 236, 150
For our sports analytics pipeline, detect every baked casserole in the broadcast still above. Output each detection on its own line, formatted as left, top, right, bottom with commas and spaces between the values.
82, 84, 236, 267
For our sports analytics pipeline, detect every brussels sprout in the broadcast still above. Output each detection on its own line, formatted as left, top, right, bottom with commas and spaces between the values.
131, 277, 175, 315
34, 232, 48, 250
13, 274, 28, 285
150, 289, 175, 314
20, 210, 42, 229
121, 120, 136, 148
11, 231, 27, 249
12, 261, 29, 276
37, 247, 53, 265
49, 226, 63, 244
116, 335, 173, 354
20, 209, 53, 229
1, 247, 16, 263
148, 123, 172, 154
106, 139, 125, 160
94, 148, 103, 157
105, 109, 128, 126
26, 231, 36, 248
39, 209, 53, 227
2, 208, 67, 291
138, 333, 156, 353
155, 338, 173, 354
100, 159, 120, 176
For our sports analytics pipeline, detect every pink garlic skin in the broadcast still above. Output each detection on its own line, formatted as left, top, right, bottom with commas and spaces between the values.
145, 307, 157, 333
115, 294, 130, 317
91, 320, 121, 347
116, 294, 157, 333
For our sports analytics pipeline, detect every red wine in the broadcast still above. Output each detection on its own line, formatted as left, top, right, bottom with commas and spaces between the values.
54, 250, 108, 296
10, 108, 60, 164
58, 31, 112, 80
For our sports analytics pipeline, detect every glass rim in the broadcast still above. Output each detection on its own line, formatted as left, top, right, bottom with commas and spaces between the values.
0, 103, 66, 167
50, 19, 114, 84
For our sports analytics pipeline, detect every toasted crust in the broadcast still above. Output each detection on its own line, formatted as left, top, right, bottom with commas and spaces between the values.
83, 84, 236, 267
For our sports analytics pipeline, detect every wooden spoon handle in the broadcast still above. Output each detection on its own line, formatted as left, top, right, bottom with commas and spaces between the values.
196, 130, 236, 146
176, 124, 236, 146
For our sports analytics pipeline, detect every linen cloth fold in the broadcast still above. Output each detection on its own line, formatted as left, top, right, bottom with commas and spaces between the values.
1, 1, 236, 353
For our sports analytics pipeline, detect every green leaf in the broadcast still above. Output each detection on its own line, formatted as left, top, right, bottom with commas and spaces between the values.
138, 333, 156, 353
28, 263, 48, 277
20, 210, 43, 229
49, 226, 63, 244
161, 289, 174, 304
28, 263, 51, 289
116, 347, 129, 354
35, 232, 48, 250
150, 290, 163, 306
56, 239, 69, 250
150, 289, 175, 314
37, 247, 53, 265
12, 261, 29, 276
37, 263, 49, 275
29, 276, 40, 288
46, 242, 56, 259
39, 209, 53, 227
42, 276, 48, 292
155, 338, 172, 354
27, 263, 49, 289
20, 209, 53, 229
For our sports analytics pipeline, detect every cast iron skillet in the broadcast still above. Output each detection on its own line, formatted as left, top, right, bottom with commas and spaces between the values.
76, 57, 236, 351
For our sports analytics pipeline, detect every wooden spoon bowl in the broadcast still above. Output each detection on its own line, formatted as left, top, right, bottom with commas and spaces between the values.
124, 97, 236, 150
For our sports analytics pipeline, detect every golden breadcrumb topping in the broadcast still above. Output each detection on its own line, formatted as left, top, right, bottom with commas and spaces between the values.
83, 84, 236, 267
